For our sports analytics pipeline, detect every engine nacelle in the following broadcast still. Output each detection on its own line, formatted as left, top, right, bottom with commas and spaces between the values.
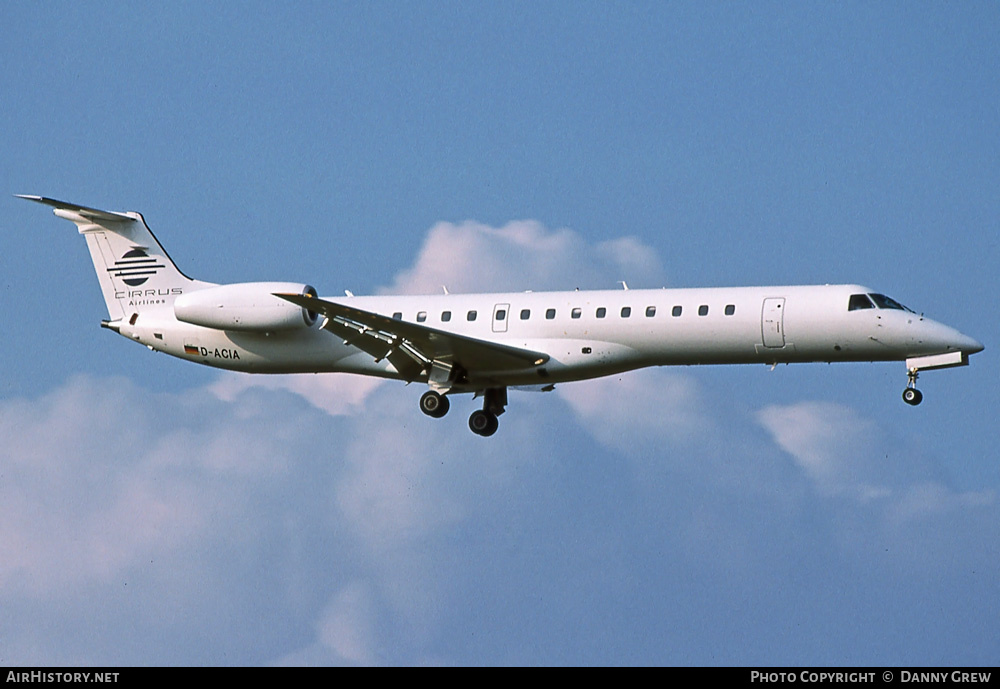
174, 282, 318, 332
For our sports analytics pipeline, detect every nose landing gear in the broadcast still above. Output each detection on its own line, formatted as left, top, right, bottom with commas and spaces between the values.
902, 369, 923, 406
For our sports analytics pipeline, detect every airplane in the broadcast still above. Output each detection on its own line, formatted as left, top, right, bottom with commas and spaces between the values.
18, 195, 984, 436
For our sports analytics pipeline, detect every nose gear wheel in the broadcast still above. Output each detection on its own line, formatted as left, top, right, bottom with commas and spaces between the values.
902, 369, 923, 406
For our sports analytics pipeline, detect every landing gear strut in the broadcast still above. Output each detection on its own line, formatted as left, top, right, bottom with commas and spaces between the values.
902, 369, 923, 406
469, 387, 507, 437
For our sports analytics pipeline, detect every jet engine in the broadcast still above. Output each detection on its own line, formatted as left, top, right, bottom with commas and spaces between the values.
174, 282, 318, 332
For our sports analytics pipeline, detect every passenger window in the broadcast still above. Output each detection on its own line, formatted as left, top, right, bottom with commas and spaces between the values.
520, 309, 530, 320
546, 308, 556, 320
698, 305, 709, 316
672, 306, 682, 317
417, 311, 427, 322
645, 306, 656, 317
725, 304, 735, 316
441, 311, 451, 322
392, 312, 402, 321
596, 307, 606, 318
495, 309, 506, 320
621, 306, 631, 318
467, 310, 477, 321
571, 308, 582, 319
848, 294, 874, 311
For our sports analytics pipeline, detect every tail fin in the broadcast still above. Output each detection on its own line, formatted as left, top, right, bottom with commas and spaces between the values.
18, 195, 209, 321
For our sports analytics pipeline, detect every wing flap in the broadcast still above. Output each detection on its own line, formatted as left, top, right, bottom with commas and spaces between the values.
318, 310, 427, 381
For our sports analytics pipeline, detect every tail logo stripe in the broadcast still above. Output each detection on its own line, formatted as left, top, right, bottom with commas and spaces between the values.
107, 249, 163, 286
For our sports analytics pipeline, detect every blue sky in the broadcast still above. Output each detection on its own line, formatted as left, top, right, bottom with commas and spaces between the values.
2, 2, 998, 665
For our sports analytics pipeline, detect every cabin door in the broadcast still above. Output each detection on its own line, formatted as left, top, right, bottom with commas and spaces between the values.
761, 298, 786, 348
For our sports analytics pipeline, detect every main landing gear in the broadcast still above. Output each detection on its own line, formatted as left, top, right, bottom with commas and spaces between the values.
419, 390, 450, 418
419, 387, 507, 436
468, 388, 506, 437
902, 368, 923, 406
468, 409, 499, 437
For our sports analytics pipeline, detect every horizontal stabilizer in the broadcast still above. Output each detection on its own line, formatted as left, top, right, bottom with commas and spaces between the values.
16, 195, 135, 224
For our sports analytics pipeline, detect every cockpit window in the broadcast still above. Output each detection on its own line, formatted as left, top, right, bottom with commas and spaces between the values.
848, 294, 874, 311
868, 293, 913, 312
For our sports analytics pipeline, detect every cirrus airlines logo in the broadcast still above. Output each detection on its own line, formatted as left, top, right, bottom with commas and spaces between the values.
108, 248, 165, 287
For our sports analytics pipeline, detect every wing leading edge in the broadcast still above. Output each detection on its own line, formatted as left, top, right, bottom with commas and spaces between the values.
275, 293, 549, 383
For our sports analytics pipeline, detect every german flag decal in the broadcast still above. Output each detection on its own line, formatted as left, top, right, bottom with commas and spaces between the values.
184, 344, 199, 355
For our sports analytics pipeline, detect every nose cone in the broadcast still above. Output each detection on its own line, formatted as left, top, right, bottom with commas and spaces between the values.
958, 332, 985, 355
911, 318, 984, 357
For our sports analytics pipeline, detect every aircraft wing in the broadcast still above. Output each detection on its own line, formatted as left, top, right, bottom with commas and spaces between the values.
275, 293, 549, 382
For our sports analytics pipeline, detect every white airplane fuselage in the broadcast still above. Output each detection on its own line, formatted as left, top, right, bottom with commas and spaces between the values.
118, 284, 979, 386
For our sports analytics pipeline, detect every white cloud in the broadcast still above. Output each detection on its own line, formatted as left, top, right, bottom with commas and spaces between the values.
0, 376, 209, 594
380, 219, 666, 295
2, 350, 997, 665
314, 582, 378, 666
756, 401, 995, 520
888, 482, 995, 525
557, 368, 713, 455
210, 371, 384, 417
756, 401, 885, 498
0, 367, 562, 663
